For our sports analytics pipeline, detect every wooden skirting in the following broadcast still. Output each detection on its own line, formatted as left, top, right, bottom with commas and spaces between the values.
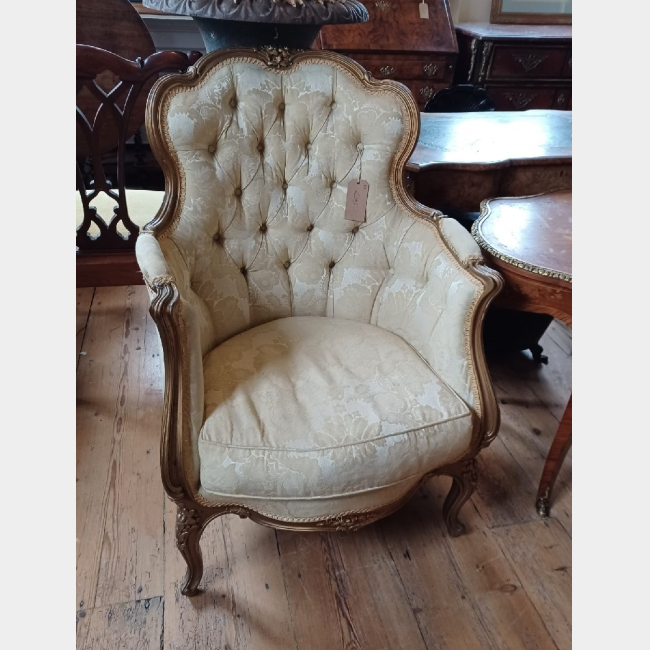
76, 252, 144, 288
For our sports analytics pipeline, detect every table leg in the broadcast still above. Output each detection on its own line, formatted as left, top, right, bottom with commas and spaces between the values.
536, 395, 572, 517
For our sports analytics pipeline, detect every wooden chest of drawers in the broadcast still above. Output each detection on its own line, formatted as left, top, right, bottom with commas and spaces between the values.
318, 0, 458, 109
454, 23, 572, 111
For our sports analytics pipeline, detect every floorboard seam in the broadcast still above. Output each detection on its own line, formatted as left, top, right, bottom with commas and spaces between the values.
77, 287, 96, 371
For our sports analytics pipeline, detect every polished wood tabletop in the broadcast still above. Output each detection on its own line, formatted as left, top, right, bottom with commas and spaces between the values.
408, 110, 572, 213
473, 190, 572, 281
407, 109, 572, 172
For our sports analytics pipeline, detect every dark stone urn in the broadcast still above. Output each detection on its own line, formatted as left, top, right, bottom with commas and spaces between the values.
142, 0, 368, 51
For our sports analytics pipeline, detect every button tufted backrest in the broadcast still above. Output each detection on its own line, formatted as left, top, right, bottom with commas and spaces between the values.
146, 49, 433, 346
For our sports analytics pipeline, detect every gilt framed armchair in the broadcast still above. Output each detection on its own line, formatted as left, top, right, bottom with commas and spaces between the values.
136, 48, 503, 596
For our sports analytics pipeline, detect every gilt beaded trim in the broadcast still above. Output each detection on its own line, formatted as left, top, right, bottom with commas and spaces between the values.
472, 199, 572, 284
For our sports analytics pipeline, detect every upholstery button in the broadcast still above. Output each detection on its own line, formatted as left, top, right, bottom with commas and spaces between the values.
234, 187, 242, 197
330, 101, 337, 108
330, 181, 337, 189
389, 268, 395, 275
208, 144, 216, 154
306, 224, 314, 232
282, 181, 288, 190
240, 266, 247, 275
278, 102, 285, 111
329, 261, 336, 269
229, 97, 237, 108
284, 261, 290, 269
305, 142, 312, 151
257, 142, 264, 153
351, 226, 359, 234
213, 233, 221, 243
260, 223, 267, 233
357, 143, 364, 152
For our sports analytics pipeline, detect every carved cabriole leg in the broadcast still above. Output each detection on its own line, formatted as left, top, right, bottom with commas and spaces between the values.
441, 458, 478, 537
175, 504, 212, 596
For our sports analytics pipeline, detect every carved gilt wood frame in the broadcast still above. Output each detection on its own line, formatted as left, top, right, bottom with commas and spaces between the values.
143, 47, 503, 596
490, 0, 572, 25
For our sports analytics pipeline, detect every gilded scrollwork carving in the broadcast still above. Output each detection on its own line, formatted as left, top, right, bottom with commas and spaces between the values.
176, 506, 202, 550
256, 45, 303, 69
314, 512, 378, 531
461, 457, 478, 487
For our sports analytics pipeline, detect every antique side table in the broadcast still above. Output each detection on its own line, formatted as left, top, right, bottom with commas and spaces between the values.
407, 109, 572, 217
472, 190, 571, 516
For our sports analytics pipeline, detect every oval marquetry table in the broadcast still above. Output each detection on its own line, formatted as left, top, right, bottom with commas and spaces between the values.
472, 190, 571, 517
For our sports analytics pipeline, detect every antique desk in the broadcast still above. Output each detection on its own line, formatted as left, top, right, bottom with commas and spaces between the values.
319, 0, 458, 110
472, 190, 572, 517
407, 109, 572, 217
454, 23, 572, 111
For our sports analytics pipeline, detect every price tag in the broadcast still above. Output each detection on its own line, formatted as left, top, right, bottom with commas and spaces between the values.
344, 180, 369, 222
419, 1, 429, 19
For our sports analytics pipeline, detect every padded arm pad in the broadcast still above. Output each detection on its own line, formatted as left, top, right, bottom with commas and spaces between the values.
137, 233, 219, 487
439, 217, 483, 265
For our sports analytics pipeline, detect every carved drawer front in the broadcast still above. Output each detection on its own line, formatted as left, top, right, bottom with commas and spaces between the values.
487, 86, 557, 111
553, 89, 571, 110
405, 80, 448, 107
489, 46, 568, 80
351, 55, 453, 82
562, 51, 572, 78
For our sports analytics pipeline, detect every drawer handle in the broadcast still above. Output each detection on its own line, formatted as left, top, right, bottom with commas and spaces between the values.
504, 92, 537, 110
419, 86, 435, 100
423, 63, 438, 78
374, 0, 391, 10
379, 65, 395, 78
512, 53, 548, 73
556, 93, 567, 107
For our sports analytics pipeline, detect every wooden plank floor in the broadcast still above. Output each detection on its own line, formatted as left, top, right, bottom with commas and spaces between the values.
77, 286, 571, 650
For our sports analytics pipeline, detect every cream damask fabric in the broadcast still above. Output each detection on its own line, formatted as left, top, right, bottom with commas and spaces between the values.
136, 54, 489, 515
199, 317, 472, 501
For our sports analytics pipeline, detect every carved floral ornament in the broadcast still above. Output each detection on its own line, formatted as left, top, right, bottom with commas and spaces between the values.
263, 0, 344, 5
257, 45, 303, 68
512, 52, 548, 72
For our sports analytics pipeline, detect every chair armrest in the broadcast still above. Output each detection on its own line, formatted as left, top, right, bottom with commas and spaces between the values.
439, 217, 483, 266
136, 233, 218, 493
375, 212, 502, 450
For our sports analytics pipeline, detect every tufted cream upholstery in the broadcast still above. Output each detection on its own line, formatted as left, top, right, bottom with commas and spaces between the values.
137, 51, 493, 523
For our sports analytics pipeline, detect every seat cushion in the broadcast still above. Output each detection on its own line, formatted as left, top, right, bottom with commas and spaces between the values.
199, 316, 473, 509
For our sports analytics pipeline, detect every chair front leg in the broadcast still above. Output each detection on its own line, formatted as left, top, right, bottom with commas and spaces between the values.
176, 503, 220, 596
440, 457, 478, 537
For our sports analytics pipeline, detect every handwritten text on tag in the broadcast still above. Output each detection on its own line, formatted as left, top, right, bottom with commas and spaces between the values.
344, 180, 369, 222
